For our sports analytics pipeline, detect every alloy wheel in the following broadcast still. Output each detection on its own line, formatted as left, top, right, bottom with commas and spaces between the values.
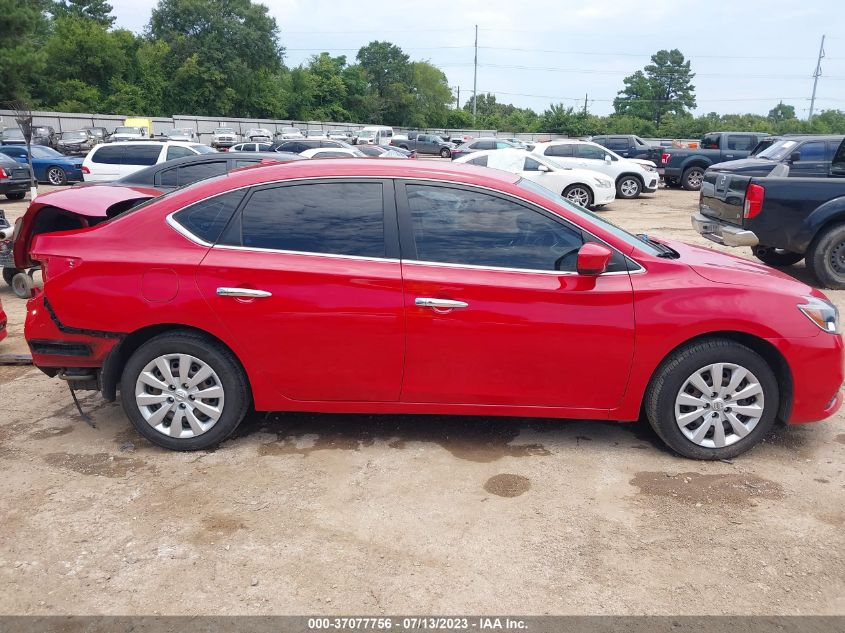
674, 362, 764, 448
134, 353, 225, 439
686, 170, 703, 189
620, 178, 640, 197
47, 167, 66, 186
565, 187, 591, 207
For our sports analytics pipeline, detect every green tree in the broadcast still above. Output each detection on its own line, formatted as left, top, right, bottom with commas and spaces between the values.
408, 61, 452, 127
0, 0, 49, 102
148, 0, 285, 116
356, 41, 412, 124
614, 49, 696, 126
767, 102, 796, 123
52, 0, 115, 27
307, 53, 350, 121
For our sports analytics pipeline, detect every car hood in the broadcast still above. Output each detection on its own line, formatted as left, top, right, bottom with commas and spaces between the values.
661, 238, 812, 293
708, 158, 777, 174
629, 158, 657, 169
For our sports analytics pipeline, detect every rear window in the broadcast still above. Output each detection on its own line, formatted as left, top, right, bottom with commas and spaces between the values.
160, 161, 228, 187
172, 190, 246, 244
123, 145, 163, 166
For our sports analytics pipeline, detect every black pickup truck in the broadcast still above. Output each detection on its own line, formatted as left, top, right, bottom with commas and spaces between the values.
392, 132, 454, 158
662, 131, 771, 190
692, 137, 845, 288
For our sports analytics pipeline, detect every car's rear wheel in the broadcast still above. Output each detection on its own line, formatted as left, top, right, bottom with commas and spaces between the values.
806, 223, 845, 290
682, 167, 705, 191
616, 175, 642, 199
47, 167, 68, 186
439, 147, 451, 158
120, 331, 251, 451
562, 184, 593, 208
5, 192, 25, 200
645, 338, 778, 460
11, 272, 33, 299
752, 245, 804, 267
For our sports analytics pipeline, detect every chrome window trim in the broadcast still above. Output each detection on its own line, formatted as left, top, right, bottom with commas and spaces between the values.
164, 174, 648, 274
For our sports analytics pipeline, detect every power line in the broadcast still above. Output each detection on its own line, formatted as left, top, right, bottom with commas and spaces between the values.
476, 89, 843, 104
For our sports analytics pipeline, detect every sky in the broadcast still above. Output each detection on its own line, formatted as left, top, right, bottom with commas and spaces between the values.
108, 0, 845, 119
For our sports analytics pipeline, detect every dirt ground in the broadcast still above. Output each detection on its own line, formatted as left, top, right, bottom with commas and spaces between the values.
0, 181, 843, 616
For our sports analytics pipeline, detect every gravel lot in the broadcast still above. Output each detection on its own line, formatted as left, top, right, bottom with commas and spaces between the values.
0, 181, 843, 615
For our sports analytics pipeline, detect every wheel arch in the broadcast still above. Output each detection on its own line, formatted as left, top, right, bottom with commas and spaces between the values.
101, 323, 253, 403
615, 171, 644, 185
562, 181, 595, 200
681, 159, 711, 171
641, 330, 793, 422
803, 202, 845, 253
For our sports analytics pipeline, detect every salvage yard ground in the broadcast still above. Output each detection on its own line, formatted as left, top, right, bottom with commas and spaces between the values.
0, 181, 843, 615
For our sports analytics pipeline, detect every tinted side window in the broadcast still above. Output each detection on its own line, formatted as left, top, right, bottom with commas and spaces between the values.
605, 137, 629, 150
235, 159, 261, 168
544, 144, 574, 157
159, 167, 177, 187
726, 135, 754, 151
523, 157, 542, 171
701, 134, 721, 149
236, 182, 384, 257
405, 185, 585, 272
477, 140, 495, 150
577, 144, 607, 160
173, 190, 246, 243
91, 145, 124, 164
123, 145, 163, 166
167, 145, 196, 160
467, 155, 488, 166
1, 147, 24, 158
176, 161, 227, 186
798, 141, 826, 162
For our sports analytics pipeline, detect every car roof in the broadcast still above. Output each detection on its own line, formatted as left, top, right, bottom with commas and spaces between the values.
99, 140, 201, 147
114, 152, 305, 185
776, 134, 845, 141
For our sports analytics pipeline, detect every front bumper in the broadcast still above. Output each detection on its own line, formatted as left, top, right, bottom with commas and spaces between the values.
691, 212, 759, 247
644, 175, 659, 192
595, 186, 616, 205
778, 331, 844, 424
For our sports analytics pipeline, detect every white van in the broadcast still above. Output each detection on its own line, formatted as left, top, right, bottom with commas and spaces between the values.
355, 126, 394, 145
82, 141, 215, 182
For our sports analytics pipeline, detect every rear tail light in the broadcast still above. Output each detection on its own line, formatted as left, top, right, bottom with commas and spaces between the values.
0, 168, 7, 179
38, 255, 80, 282
81, 166, 90, 174
661, 152, 671, 165
744, 183, 765, 219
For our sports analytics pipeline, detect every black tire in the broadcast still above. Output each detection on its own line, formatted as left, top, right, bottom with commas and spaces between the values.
46, 166, 68, 186
120, 330, 251, 451
664, 178, 681, 188
806, 223, 845, 289
645, 338, 779, 460
615, 175, 642, 199
752, 245, 804, 267
11, 272, 33, 299
682, 166, 705, 191
439, 147, 451, 158
5, 192, 25, 200
2, 267, 19, 287
562, 184, 594, 208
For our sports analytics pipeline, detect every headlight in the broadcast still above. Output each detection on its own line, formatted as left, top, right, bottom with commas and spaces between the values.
594, 178, 612, 188
798, 296, 839, 333
643, 164, 657, 172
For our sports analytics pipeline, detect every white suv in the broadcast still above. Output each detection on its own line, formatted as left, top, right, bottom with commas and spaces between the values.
82, 141, 215, 182
531, 140, 659, 199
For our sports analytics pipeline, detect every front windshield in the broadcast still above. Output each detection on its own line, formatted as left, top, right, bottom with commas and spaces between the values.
756, 139, 798, 160
115, 127, 140, 135
191, 144, 216, 154
358, 130, 375, 138
62, 131, 87, 139
517, 178, 663, 256
542, 157, 569, 170
3, 129, 24, 139
31, 146, 62, 158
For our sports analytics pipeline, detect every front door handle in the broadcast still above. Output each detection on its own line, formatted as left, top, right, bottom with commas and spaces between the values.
415, 297, 469, 310
217, 287, 272, 298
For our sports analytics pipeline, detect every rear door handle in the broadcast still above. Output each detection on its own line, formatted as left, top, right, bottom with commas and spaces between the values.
415, 297, 469, 310
217, 287, 272, 298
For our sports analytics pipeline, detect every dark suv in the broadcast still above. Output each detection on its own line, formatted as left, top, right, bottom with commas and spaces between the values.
591, 135, 662, 167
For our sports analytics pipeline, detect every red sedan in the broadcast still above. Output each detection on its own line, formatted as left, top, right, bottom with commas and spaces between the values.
23, 160, 843, 458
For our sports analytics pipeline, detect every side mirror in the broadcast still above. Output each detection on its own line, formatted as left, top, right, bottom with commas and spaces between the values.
576, 242, 613, 276
537, 164, 551, 172
604, 155, 612, 164
789, 151, 801, 163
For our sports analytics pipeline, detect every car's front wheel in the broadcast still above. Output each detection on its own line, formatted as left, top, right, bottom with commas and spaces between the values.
562, 184, 593, 208
46, 166, 68, 186
439, 147, 452, 158
616, 175, 642, 199
5, 192, 25, 200
645, 338, 778, 460
120, 331, 251, 451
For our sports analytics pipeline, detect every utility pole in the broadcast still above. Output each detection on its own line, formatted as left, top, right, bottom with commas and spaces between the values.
583, 93, 588, 115
472, 25, 478, 124
456, 86, 460, 109
809, 34, 825, 120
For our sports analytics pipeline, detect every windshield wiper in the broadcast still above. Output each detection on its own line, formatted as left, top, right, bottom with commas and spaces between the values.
636, 233, 679, 258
